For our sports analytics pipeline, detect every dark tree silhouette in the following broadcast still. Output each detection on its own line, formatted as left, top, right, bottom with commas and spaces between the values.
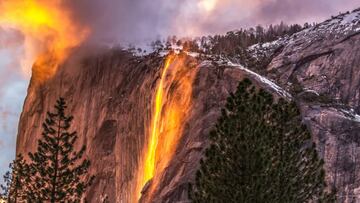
1, 154, 28, 202
26, 97, 94, 202
190, 79, 335, 203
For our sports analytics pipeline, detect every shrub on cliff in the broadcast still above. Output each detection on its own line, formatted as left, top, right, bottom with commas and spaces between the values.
189, 78, 335, 202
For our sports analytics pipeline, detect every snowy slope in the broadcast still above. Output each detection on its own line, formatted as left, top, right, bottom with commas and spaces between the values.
248, 8, 360, 61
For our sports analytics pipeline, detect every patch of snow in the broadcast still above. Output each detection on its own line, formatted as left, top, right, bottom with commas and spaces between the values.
199, 60, 212, 67
298, 10, 360, 38
247, 9, 360, 66
338, 108, 360, 122
225, 61, 292, 99
303, 88, 320, 96
341, 12, 359, 25
185, 51, 200, 58
159, 51, 169, 57
247, 38, 286, 62
171, 44, 183, 51
127, 40, 157, 56
158, 49, 200, 58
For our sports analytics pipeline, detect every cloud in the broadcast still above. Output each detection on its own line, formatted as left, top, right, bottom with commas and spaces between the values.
0, 27, 24, 49
0, 29, 27, 178
64, 0, 177, 44
0, 29, 25, 93
0, 0, 358, 184
254, 0, 359, 25
171, 0, 360, 36
62, 0, 359, 44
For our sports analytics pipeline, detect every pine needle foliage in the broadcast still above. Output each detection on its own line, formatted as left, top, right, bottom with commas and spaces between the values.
190, 78, 334, 203
1, 154, 29, 202
26, 97, 94, 203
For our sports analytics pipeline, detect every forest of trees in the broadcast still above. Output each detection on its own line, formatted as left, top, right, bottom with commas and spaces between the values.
1, 98, 93, 202
138, 22, 308, 74
189, 79, 335, 202
148, 22, 305, 55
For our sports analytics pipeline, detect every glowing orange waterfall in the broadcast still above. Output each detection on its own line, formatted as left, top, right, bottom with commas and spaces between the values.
136, 53, 198, 202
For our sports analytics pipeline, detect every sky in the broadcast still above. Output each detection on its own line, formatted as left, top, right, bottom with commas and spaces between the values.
0, 0, 359, 180
0, 28, 27, 174
63, 0, 359, 43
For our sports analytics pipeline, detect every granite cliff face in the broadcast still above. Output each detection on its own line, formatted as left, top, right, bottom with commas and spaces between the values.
15, 49, 286, 203
261, 10, 360, 202
16, 9, 360, 203
15, 50, 244, 202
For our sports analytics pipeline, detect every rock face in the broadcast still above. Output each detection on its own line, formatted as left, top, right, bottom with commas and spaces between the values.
16, 9, 360, 203
16, 50, 269, 202
18, 50, 156, 202
264, 12, 360, 202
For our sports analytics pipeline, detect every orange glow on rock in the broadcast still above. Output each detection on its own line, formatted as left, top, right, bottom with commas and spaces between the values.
136, 53, 198, 201
0, 0, 89, 83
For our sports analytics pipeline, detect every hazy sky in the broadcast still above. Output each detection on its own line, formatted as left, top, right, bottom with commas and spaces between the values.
0, 0, 359, 179
64, 0, 359, 43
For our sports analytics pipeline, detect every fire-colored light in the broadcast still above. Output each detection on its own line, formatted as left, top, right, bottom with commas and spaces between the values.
136, 53, 198, 201
144, 55, 173, 184
0, 0, 89, 83
199, 0, 218, 12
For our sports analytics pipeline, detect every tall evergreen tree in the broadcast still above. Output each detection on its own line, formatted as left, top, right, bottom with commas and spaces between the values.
1, 167, 11, 200
190, 79, 334, 203
26, 97, 94, 202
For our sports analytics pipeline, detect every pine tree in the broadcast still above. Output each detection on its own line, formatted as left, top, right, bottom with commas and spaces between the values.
190, 78, 334, 203
1, 168, 11, 200
1, 154, 29, 202
26, 97, 94, 202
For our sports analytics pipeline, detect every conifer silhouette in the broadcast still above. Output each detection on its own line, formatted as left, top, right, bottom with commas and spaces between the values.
1, 154, 28, 202
26, 97, 94, 202
190, 79, 334, 203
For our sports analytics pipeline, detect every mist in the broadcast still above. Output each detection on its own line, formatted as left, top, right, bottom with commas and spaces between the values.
0, 0, 359, 183
64, 0, 359, 44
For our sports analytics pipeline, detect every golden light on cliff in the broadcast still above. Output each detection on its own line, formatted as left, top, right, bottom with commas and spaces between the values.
143, 54, 175, 185
136, 53, 198, 201
0, 0, 89, 83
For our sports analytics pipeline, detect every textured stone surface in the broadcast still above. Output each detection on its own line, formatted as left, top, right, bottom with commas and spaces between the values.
16, 16, 360, 203
16, 50, 267, 202
17, 50, 158, 202
267, 31, 360, 202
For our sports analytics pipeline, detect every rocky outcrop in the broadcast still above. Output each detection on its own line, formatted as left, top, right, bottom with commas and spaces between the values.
265, 14, 360, 202
17, 45, 291, 202
242, 9, 360, 201
16, 9, 360, 203
16, 49, 273, 202
17, 50, 156, 202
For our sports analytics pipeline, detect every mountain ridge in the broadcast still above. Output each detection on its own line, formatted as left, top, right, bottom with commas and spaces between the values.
16, 8, 360, 202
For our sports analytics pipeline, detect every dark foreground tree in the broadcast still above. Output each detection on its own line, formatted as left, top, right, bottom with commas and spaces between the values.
190, 79, 335, 203
1, 154, 28, 202
26, 97, 94, 202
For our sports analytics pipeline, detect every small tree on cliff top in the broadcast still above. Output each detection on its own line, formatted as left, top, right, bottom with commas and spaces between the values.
190, 78, 335, 203
26, 97, 94, 202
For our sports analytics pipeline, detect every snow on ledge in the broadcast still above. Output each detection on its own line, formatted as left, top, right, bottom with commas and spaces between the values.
228, 61, 292, 99
338, 108, 360, 122
200, 59, 292, 99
